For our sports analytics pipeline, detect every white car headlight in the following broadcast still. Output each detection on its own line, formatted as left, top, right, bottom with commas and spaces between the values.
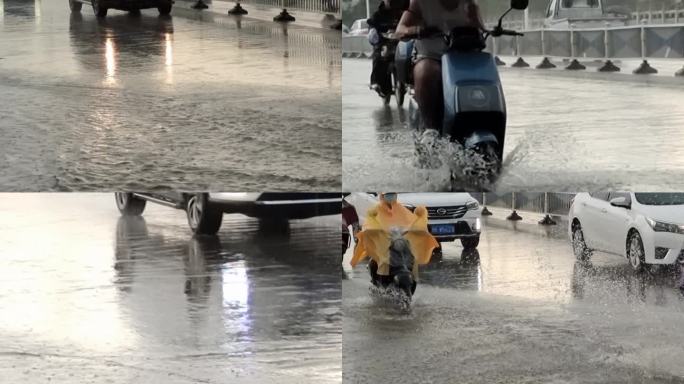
466, 200, 479, 210
646, 218, 684, 234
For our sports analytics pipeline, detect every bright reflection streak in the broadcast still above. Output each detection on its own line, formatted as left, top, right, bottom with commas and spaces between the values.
104, 37, 116, 85
164, 33, 173, 84
34, 0, 40, 21
221, 260, 251, 338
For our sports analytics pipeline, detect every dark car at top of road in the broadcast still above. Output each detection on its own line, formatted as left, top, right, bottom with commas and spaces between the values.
69, 0, 173, 18
115, 192, 342, 235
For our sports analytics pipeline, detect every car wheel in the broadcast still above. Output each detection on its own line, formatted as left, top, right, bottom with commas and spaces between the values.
158, 2, 172, 15
572, 223, 592, 262
461, 235, 480, 249
186, 194, 223, 235
627, 231, 645, 273
92, 0, 107, 17
115, 192, 146, 216
69, 0, 82, 12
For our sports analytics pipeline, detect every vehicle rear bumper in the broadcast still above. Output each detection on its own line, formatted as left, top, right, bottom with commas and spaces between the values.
98, 0, 172, 10
209, 194, 341, 220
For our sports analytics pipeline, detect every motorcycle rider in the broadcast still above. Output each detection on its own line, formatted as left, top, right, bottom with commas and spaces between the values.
394, 0, 486, 131
351, 193, 438, 286
367, 0, 408, 97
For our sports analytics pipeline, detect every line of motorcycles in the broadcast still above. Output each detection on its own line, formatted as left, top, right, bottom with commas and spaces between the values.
367, 0, 530, 188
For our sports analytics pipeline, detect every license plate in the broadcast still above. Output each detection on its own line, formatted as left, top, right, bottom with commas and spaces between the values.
431, 224, 455, 235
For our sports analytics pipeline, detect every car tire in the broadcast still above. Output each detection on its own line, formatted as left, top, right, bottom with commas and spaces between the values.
158, 2, 172, 15
572, 222, 592, 262
627, 231, 646, 273
461, 235, 480, 250
92, 0, 107, 17
186, 194, 223, 235
69, 0, 83, 12
115, 192, 146, 216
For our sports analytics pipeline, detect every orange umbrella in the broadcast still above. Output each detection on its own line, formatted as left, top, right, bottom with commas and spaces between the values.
351, 200, 438, 279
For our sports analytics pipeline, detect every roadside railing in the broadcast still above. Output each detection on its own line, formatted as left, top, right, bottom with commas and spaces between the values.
342, 23, 684, 76
472, 192, 577, 225
490, 8, 684, 30
239, 0, 341, 16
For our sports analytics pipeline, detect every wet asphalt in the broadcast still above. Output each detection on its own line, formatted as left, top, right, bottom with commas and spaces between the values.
0, 193, 341, 383
0, 0, 341, 191
343, 213, 684, 383
342, 58, 684, 192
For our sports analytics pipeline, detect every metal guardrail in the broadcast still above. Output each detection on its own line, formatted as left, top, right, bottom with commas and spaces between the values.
342, 23, 684, 75
472, 192, 577, 224
239, 0, 340, 15
491, 8, 684, 30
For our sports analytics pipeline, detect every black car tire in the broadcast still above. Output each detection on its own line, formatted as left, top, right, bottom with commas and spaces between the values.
627, 231, 646, 273
572, 222, 592, 262
92, 0, 107, 17
158, 2, 172, 15
69, 0, 83, 12
461, 235, 480, 249
115, 192, 147, 216
186, 194, 223, 235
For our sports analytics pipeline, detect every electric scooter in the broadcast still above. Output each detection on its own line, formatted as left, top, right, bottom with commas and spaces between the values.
369, 228, 417, 309
395, 0, 529, 186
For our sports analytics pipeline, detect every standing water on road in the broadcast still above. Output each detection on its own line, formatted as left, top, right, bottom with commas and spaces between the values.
0, 0, 341, 191
0, 194, 341, 384
343, 217, 684, 383
342, 59, 684, 191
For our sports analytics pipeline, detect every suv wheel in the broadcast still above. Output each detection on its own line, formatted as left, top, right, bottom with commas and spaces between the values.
627, 231, 645, 272
92, 0, 107, 17
572, 223, 592, 262
69, 0, 82, 12
115, 192, 146, 216
158, 2, 172, 15
461, 235, 480, 250
186, 194, 223, 235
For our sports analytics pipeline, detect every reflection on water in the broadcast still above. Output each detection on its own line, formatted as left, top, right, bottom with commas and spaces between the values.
68, 13, 175, 85
2, 0, 35, 19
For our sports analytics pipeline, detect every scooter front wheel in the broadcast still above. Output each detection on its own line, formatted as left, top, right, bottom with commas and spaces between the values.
454, 142, 501, 190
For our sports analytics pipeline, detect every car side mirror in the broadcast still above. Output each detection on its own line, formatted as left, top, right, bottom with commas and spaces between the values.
511, 0, 529, 10
610, 197, 630, 209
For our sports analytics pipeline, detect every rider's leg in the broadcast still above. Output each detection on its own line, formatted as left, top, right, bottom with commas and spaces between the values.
413, 58, 443, 131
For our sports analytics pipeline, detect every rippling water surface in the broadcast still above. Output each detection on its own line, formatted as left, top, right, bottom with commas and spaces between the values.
0, 1, 341, 191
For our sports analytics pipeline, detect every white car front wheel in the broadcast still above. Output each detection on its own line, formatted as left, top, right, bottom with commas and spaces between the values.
572, 223, 591, 262
627, 231, 645, 273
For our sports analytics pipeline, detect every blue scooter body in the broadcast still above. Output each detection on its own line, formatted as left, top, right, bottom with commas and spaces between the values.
441, 50, 506, 153
397, 39, 507, 159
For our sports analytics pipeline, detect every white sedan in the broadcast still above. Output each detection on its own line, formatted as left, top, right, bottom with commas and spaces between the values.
569, 192, 684, 271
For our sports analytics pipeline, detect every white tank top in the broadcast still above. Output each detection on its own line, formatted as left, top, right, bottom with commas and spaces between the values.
415, 0, 474, 59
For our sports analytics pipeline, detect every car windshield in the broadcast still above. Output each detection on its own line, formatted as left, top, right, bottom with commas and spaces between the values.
634, 193, 684, 206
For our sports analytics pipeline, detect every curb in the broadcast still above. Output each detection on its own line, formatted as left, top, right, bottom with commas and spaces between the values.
174, 0, 340, 30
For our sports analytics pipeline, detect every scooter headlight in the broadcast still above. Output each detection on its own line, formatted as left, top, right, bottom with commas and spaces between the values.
646, 218, 684, 234
457, 85, 502, 112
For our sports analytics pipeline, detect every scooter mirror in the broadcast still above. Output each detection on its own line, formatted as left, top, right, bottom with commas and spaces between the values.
510, 0, 528, 10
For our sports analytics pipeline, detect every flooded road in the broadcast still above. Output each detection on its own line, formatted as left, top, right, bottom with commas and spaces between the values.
343, 215, 684, 383
0, 0, 341, 191
342, 58, 684, 192
0, 193, 341, 383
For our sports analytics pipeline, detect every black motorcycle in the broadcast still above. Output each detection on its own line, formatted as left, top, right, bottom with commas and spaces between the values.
372, 31, 408, 107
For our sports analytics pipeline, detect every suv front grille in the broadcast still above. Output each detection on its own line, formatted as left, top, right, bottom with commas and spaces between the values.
427, 205, 467, 219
